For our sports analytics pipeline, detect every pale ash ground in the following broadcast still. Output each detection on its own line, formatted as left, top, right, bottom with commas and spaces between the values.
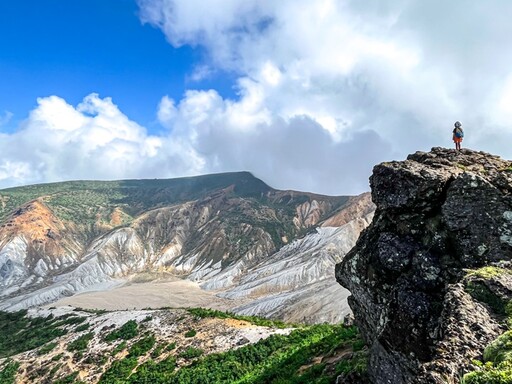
53, 277, 244, 311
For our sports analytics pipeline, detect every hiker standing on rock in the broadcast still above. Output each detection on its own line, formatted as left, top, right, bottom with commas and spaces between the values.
452, 121, 464, 150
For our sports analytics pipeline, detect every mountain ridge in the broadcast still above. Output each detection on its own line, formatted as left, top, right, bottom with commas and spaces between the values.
0, 171, 373, 324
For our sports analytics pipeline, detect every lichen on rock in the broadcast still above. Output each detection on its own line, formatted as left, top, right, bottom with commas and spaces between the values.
336, 147, 512, 383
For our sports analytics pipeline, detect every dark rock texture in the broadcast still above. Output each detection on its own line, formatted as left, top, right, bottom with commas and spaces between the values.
336, 147, 512, 383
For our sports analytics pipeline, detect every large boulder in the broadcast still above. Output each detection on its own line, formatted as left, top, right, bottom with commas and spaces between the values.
336, 147, 512, 383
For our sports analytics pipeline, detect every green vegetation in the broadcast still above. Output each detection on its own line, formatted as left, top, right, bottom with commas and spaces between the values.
0, 306, 366, 384
0, 173, 348, 259
105, 320, 139, 342
0, 360, 19, 384
151, 342, 167, 358
466, 267, 510, 279
0, 310, 67, 358
184, 329, 196, 338
141, 324, 365, 384
112, 341, 128, 356
484, 331, 512, 363
463, 361, 512, 384
462, 267, 512, 383
178, 347, 203, 360
166, 342, 177, 352
463, 267, 512, 316
54, 315, 87, 327
99, 356, 138, 384
49, 363, 63, 378
52, 353, 64, 361
75, 323, 90, 332
465, 281, 507, 315
0, 172, 276, 224
74, 307, 108, 315
93, 320, 365, 384
128, 335, 156, 357
463, 330, 512, 383
128, 357, 177, 384
67, 332, 94, 352
186, 307, 291, 329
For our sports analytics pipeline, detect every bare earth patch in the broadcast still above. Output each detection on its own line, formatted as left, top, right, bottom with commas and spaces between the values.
53, 278, 242, 311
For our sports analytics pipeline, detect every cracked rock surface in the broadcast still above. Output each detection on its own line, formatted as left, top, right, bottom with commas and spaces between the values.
336, 147, 512, 383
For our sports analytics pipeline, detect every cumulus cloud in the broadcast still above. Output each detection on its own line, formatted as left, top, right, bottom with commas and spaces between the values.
0, 94, 203, 188
158, 87, 390, 193
4, 1, 512, 195
135, 0, 512, 193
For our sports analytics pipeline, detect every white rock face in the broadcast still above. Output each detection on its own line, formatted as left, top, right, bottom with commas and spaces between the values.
0, 192, 374, 323
0, 236, 29, 287
215, 215, 373, 323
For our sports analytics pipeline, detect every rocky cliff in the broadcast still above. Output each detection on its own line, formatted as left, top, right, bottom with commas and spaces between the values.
337, 148, 512, 383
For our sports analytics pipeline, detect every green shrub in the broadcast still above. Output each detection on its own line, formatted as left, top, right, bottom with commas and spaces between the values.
178, 347, 203, 359
53, 371, 79, 384
166, 342, 177, 352
122, 324, 365, 384
52, 353, 64, 362
336, 351, 368, 376
184, 329, 197, 338
49, 363, 62, 378
151, 342, 166, 358
105, 320, 138, 342
466, 267, 510, 279
75, 323, 90, 332
128, 335, 156, 357
129, 356, 176, 383
0, 310, 67, 357
0, 360, 19, 384
67, 332, 94, 352
54, 316, 87, 327
186, 307, 291, 328
112, 341, 127, 355
463, 360, 512, 383
484, 331, 512, 364
99, 357, 138, 384
74, 307, 108, 315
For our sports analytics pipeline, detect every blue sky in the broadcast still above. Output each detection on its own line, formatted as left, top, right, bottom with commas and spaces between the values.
0, 0, 235, 132
1, 1, 512, 195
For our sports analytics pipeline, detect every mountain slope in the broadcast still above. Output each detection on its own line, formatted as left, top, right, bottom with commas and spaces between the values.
0, 307, 366, 384
0, 172, 372, 322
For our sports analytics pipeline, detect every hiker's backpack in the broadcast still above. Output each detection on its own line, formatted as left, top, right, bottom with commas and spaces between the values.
455, 127, 464, 138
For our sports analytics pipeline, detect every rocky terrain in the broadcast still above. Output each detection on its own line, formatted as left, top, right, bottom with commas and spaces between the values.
337, 148, 512, 383
0, 172, 374, 323
0, 307, 366, 383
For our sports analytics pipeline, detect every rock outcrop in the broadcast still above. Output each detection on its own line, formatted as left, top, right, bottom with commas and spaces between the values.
336, 148, 512, 383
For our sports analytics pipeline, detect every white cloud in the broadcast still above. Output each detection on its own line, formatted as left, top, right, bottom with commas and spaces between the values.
5, 1, 512, 196
135, 0, 512, 194
0, 94, 203, 188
